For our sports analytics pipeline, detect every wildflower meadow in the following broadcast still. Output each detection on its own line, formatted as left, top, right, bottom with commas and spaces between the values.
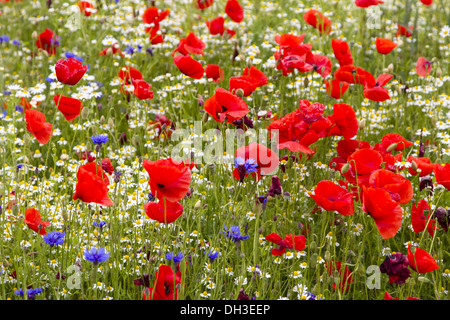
0, 0, 450, 303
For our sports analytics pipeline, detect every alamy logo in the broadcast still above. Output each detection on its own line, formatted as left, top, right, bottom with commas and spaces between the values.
366, 6, 382, 30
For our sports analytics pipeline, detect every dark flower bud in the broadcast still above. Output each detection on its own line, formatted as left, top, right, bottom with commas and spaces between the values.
433, 207, 449, 232
419, 176, 433, 193
267, 175, 282, 197
237, 288, 250, 300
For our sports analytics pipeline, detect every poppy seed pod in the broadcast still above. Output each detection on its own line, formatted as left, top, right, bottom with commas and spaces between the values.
235, 88, 244, 98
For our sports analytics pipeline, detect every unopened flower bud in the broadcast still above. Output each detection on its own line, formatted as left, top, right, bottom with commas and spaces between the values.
341, 163, 350, 174
324, 251, 331, 262
81, 107, 90, 119
235, 88, 244, 98
32, 31, 38, 40
411, 160, 418, 172
386, 143, 398, 153
194, 200, 202, 210
358, 119, 366, 131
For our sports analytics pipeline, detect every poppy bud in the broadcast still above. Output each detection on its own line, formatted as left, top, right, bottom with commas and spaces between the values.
436, 67, 442, 78
208, 163, 216, 175
108, 118, 114, 128
418, 276, 431, 284
324, 251, 331, 262
235, 88, 244, 98
310, 253, 318, 269
40, 49, 49, 57
194, 200, 202, 210
106, 48, 113, 56
340, 163, 350, 174
202, 112, 209, 123
32, 31, 38, 40
23, 156, 29, 164
81, 107, 90, 119
358, 119, 366, 130
387, 63, 394, 73
62, 210, 68, 222
411, 160, 418, 172
100, 115, 105, 124
386, 142, 398, 152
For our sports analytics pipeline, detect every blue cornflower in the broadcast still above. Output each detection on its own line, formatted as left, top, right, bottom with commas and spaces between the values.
3, 90, 11, 96
84, 247, 110, 265
0, 110, 6, 119
223, 225, 249, 242
91, 134, 108, 145
43, 231, 66, 247
15, 105, 23, 113
93, 221, 106, 228
137, 45, 143, 52
204, 250, 220, 262
15, 287, 43, 300
45, 77, 54, 83
234, 157, 258, 173
65, 52, 76, 59
148, 192, 155, 202
12, 40, 20, 46
0, 35, 9, 43
124, 45, 135, 55
166, 252, 183, 263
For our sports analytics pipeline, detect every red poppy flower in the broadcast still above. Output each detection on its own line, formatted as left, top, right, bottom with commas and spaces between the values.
324, 261, 353, 292
205, 64, 224, 83
55, 58, 87, 86
101, 158, 114, 175
265, 233, 306, 256
420, 0, 432, 5
148, 114, 174, 139
268, 106, 331, 154
235, 142, 279, 176
142, 6, 170, 26
396, 24, 412, 37
379, 133, 413, 152
348, 148, 383, 176
143, 265, 181, 300
77, 1, 95, 16
327, 103, 358, 140
337, 139, 371, 160
334, 65, 376, 87
132, 79, 154, 100
324, 79, 349, 99
416, 57, 432, 77
303, 9, 332, 34
331, 39, 353, 67
411, 200, 438, 237
376, 37, 397, 55
142, 158, 191, 203
310, 180, 354, 216
54, 95, 82, 121
36, 28, 59, 55
173, 54, 204, 79
384, 292, 421, 300
118, 66, 143, 84
362, 186, 403, 239
363, 74, 392, 102
407, 244, 440, 273
25, 109, 53, 145
195, 0, 214, 9
99, 43, 125, 57
305, 53, 332, 78
24, 208, 50, 235
225, 0, 244, 23
73, 162, 113, 206
354, 0, 384, 7
145, 200, 184, 224
229, 66, 268, 96
172, 32, 206, 56
368, 169, 413, 204
204, 87, 249, 124
406, 156, 435, 177
206, 16, 225, 35
434, 163, 450, 190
